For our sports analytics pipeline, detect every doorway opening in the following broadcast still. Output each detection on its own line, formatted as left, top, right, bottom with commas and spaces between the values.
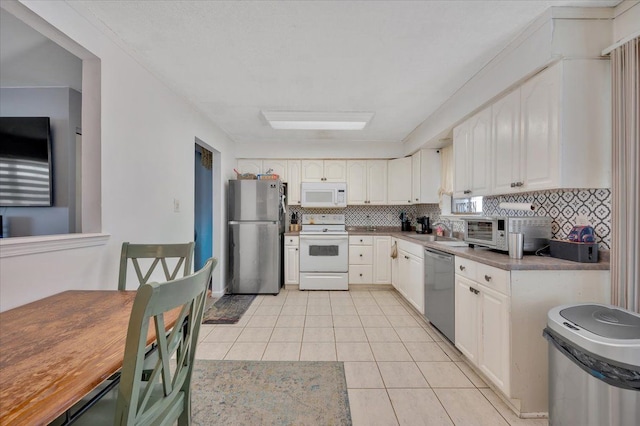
194, 141, 213, 272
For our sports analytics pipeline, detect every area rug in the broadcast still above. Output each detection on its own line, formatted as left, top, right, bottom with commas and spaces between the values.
191, 360, 352, 425
202, 294, 256, 324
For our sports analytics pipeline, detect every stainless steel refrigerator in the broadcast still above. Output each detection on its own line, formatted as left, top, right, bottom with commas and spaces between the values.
227, 179, 285, 294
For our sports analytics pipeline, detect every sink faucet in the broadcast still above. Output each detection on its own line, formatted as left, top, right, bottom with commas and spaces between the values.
432, 219, 453, 238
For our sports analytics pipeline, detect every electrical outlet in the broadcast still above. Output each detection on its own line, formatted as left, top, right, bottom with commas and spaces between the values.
173, 198, 180, 213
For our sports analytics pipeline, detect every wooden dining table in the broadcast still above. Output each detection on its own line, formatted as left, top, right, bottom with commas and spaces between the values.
0, 290, 181, 426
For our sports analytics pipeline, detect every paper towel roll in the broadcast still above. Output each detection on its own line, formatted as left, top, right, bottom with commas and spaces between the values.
499, 202, 535, 211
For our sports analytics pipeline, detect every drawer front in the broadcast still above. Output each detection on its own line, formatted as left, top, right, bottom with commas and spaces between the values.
475, 263, 510, 296
349, 246, 373, 264
454, 257, 477, 280
397, 239, 424, 258
349, 265, 373, 283
285, 236, 299, 246
349, 235, 373, 245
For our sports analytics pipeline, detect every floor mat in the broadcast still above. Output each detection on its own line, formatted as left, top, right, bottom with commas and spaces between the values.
202, 294, 256, 324
191, 360, 352, 425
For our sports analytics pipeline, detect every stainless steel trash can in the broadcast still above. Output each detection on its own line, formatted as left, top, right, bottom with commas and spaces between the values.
543, 303, 640, 426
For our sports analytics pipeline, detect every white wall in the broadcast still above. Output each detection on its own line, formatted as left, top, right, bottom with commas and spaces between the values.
613, 1, 640, 42
0, 1, 237, 311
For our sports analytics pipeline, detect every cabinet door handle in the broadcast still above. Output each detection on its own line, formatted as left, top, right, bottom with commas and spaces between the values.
404, 255, 409, 259
469, 287, 479, 295
463, 190, 471, 194
459, 265, 466, 271
360, 239, 363, 242
408, 200, 411, 203
468, 286, 474, 293
510, 182, 516, 188
474, 288, 480, 294
295, 248, 298, 251
359, 254, 363, 257
359, 273, 363, 277
484, 275, 492, 282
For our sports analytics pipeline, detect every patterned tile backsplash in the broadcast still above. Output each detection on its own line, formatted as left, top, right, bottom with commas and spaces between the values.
483, 189, 611, 249
288, 188, 611, 249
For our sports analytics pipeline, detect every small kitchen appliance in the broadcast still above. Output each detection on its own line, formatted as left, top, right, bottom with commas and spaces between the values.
416, 216, 431, 234
463, 216, 552, 252
299, 214, 348, 290
300, 182, 347, 208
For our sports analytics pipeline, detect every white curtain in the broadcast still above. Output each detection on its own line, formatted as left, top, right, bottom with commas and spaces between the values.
438, 145, 454, 210
611, 36, 639, 312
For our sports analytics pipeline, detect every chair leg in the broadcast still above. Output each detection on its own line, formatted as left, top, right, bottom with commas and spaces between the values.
178, 389, 191, 426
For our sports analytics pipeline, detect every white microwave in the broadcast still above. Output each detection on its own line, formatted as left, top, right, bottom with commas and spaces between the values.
300, 182, 347, 208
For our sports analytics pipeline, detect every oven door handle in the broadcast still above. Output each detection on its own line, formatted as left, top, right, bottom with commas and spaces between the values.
300, 235, 348, 242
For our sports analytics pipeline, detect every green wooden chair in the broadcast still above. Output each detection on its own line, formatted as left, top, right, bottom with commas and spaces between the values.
118, 242, 195, 291
72, 258, 216, 426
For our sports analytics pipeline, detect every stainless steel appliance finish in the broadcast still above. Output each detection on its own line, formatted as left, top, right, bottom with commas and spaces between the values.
424, 248, 455, 343
463, 216, 552, 252
227, 179, 285, 294
299, 214, 349, 290
544, 304, 640, 425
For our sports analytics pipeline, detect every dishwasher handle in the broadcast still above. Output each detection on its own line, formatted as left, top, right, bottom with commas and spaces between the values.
424, 249, 453, 262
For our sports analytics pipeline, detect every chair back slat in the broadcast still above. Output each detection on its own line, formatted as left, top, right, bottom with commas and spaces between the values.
118, 242, 195, 290
115, 258, 216, 425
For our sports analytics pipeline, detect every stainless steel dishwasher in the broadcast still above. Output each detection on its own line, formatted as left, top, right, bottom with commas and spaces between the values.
424, 248, 455, 343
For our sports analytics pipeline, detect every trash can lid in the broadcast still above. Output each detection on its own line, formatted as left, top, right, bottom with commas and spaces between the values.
547, 303, 640, 366
560, 305, 640, 340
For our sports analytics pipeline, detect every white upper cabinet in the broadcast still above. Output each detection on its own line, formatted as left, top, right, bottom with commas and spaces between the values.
453, 106, 491, 198
262, 159, 288, 182
236, 159, 287, 181
412, 149, 441, 204
367, 160, 388, 205
492, 89, 522, 194
458, 59, 610, 197
387, 157, 412, 205
519, 62, 560, 192
453, 123, 470, 197
346, 160, 367, 204
301, 160, 346, 182
236, 159, 263, 176
347, 160, 387, 205
287, 160, 302, 205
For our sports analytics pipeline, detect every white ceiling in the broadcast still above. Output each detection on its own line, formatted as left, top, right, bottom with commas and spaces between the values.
7, 1, 621, 147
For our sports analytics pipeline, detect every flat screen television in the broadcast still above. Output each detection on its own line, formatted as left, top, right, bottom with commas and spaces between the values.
0, 117, 53, 206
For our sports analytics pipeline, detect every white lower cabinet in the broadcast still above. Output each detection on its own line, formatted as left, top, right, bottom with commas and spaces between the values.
372, 236, 391, 284
455, 257, 511, 397
284, 236, 299, 285
348, 235, 391, 285
392, 239, 424, 314
454, 256, 611, 416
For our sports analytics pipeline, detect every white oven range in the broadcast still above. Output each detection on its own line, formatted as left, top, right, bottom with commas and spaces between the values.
299, 214, 348, 290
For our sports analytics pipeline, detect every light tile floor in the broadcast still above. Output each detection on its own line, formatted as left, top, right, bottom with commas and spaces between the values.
197, 289, 548, 426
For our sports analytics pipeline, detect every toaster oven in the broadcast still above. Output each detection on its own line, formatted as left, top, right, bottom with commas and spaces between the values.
463, 216, 552, 252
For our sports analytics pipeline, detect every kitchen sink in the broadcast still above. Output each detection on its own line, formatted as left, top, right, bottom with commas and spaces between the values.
435, 241, 469, 247
409, 234, 462, 243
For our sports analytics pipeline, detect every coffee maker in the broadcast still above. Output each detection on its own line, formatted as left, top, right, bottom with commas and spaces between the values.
416, 216, 431, 234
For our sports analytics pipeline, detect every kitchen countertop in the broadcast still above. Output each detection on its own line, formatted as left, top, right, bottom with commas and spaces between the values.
288, 227, 609, 272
